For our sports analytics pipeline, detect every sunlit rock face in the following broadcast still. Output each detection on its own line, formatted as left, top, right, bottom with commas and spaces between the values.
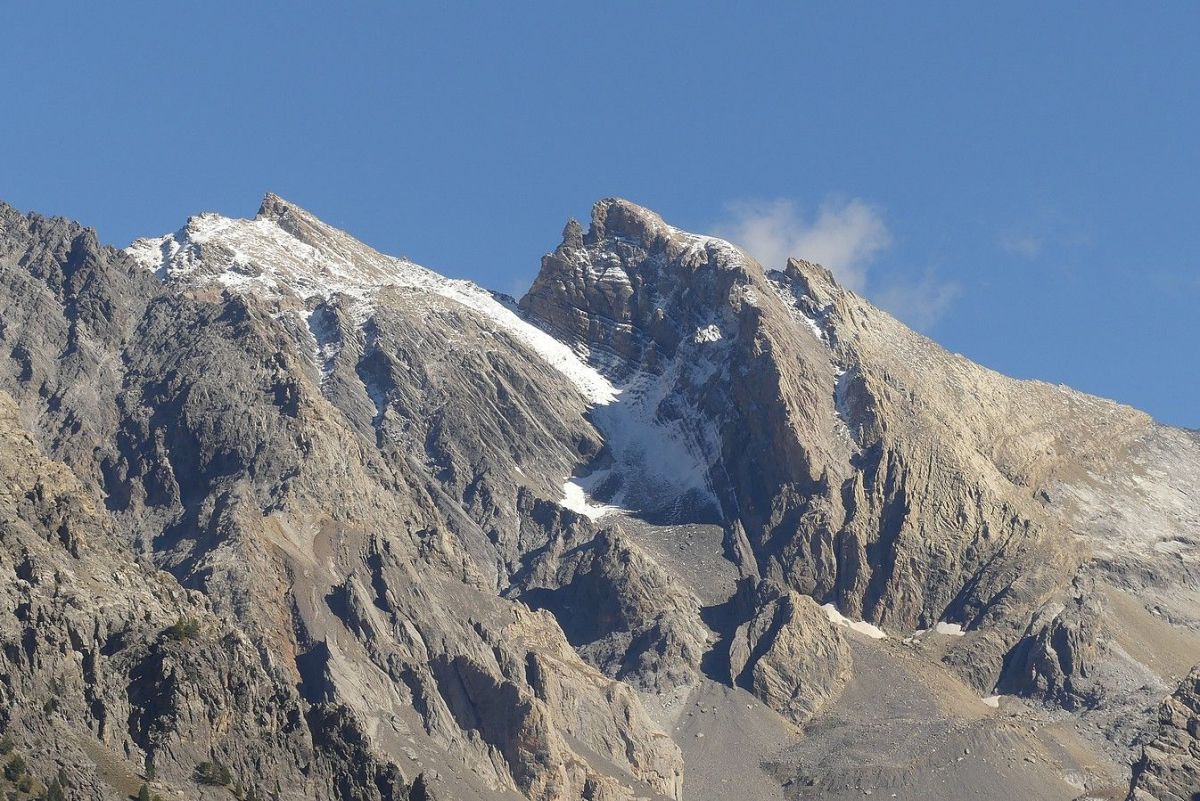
0, 194, 1195, 801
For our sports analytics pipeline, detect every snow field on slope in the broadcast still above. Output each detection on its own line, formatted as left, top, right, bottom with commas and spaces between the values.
128, 212, 618, 406
130, 203, 729, 524
560, 480, 619, 520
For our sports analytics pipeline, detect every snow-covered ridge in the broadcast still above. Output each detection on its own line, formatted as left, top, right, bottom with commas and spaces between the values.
126, 197, 618, 406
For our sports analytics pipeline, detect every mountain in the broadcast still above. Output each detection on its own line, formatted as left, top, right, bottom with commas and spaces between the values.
0, 194, 1195, 801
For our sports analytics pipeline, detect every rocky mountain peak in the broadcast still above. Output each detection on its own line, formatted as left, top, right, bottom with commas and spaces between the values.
560, 217, 584, 250
126, 195, 427, 307
255, 190, 296, 221
779, 256, 840, 305
584, 197, 673, 248
524, 198, 768, 366
0, 194, 1196, 801
252, 192, 356, 258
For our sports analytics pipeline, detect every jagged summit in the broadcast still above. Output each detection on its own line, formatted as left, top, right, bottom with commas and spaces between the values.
586, 197, 672, 246
583, 198, 752, 265
255, 190, 296, 221
583, 197, 754, 270
779, 256, 841, 302
524, 198, 772, 366
126, 192, 416, 292
126, 194, 619, 405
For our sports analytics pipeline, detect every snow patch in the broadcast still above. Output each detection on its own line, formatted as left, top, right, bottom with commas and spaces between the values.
798, 310, 825, 341
821, 603, 887, 639
127, 208, 618, 406
583, 357, 723, 516
560, 480, 619, 520
981, 695, 1002, 708
693, 324, 722, 344
304, 305, 341, 383
934, 621, 966, 636
767, 278, 831, 344
668, 227, 745, 261
429, 285, 618, 406
833, 366, 859, 445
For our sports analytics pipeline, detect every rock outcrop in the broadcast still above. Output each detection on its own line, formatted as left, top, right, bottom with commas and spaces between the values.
996, 584, 1103, 709
727, 580, 852, 725
1129, 668, 1200, 801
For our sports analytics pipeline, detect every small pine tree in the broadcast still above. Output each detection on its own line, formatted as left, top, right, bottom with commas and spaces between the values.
3, 755, 25, 781
0, 736, 12, 756
195, 761, 218, 785
165, 617, 200, 641
45, 776, 67, 801
137, 782, 151, 801
195, 759, 232, 786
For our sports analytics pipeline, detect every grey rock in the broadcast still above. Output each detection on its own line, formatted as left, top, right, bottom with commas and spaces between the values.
0, 193, 1196, 801
1129, 668, 1200, 801
996, 585, 1103, 709
728, 580, 852, 725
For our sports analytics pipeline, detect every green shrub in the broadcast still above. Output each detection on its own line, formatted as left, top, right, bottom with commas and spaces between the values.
3, 755, 25, 781
44, 775, 66, 801
0, 736, 12, 755
195, 759, 232, 786
165, 618, 201, 641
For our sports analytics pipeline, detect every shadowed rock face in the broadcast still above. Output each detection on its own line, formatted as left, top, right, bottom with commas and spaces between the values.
0, 389, 408, 801
0, 195, 1196, 801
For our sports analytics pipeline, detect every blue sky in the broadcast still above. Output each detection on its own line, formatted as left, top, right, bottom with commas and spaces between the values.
2, 3, 1197, 426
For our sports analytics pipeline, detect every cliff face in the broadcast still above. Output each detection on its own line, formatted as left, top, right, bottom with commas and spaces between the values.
520, 200, 1171, 689
0, 195, 1195, 801
0, 387, 410, 801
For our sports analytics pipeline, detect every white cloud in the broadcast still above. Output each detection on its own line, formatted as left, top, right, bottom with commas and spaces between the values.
1000, 233, 1044, 259
712, 197, 958, 330
999, 210, 1093, 261
712, 198, 890, 291
873, 272, 961, 332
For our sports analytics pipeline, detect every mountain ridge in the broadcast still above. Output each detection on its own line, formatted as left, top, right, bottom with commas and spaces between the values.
0, 194, 1195, 801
